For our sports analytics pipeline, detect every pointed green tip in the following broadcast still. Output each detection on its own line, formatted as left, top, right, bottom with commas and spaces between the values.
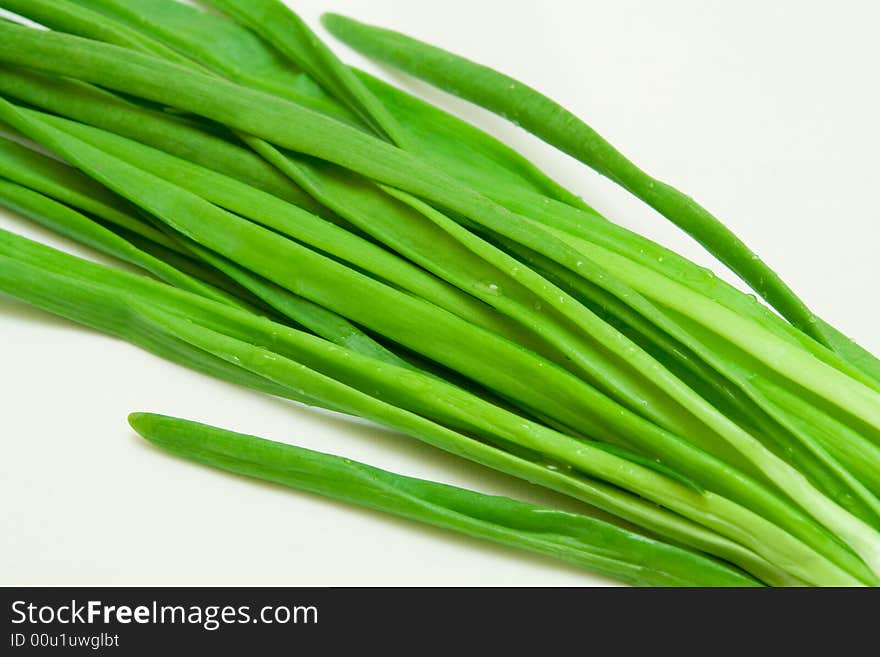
320, 13, 351, 35
127, 411, 148, 433
127, 411, 163, 440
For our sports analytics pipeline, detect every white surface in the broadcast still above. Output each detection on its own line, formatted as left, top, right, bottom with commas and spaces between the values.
1, 0, 878, 586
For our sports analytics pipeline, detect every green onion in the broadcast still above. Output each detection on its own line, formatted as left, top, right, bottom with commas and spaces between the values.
35, 0, 586, 209
321, 12, 880, 387
201, 0, 405, 146
129, 412, 761, 587
1, 1, 877, 587
5, 96, 879, 582
0, 173, 240, 307
0, 133, 421, 365
0, 230, 833, 585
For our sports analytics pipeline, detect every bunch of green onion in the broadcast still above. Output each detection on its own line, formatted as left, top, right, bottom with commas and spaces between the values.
0, 0, 878, 587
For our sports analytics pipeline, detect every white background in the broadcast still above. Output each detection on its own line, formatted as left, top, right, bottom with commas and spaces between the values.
1, 0, 878, 586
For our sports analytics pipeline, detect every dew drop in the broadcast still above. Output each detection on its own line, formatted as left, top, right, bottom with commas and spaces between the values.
474, 280, 502, 296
